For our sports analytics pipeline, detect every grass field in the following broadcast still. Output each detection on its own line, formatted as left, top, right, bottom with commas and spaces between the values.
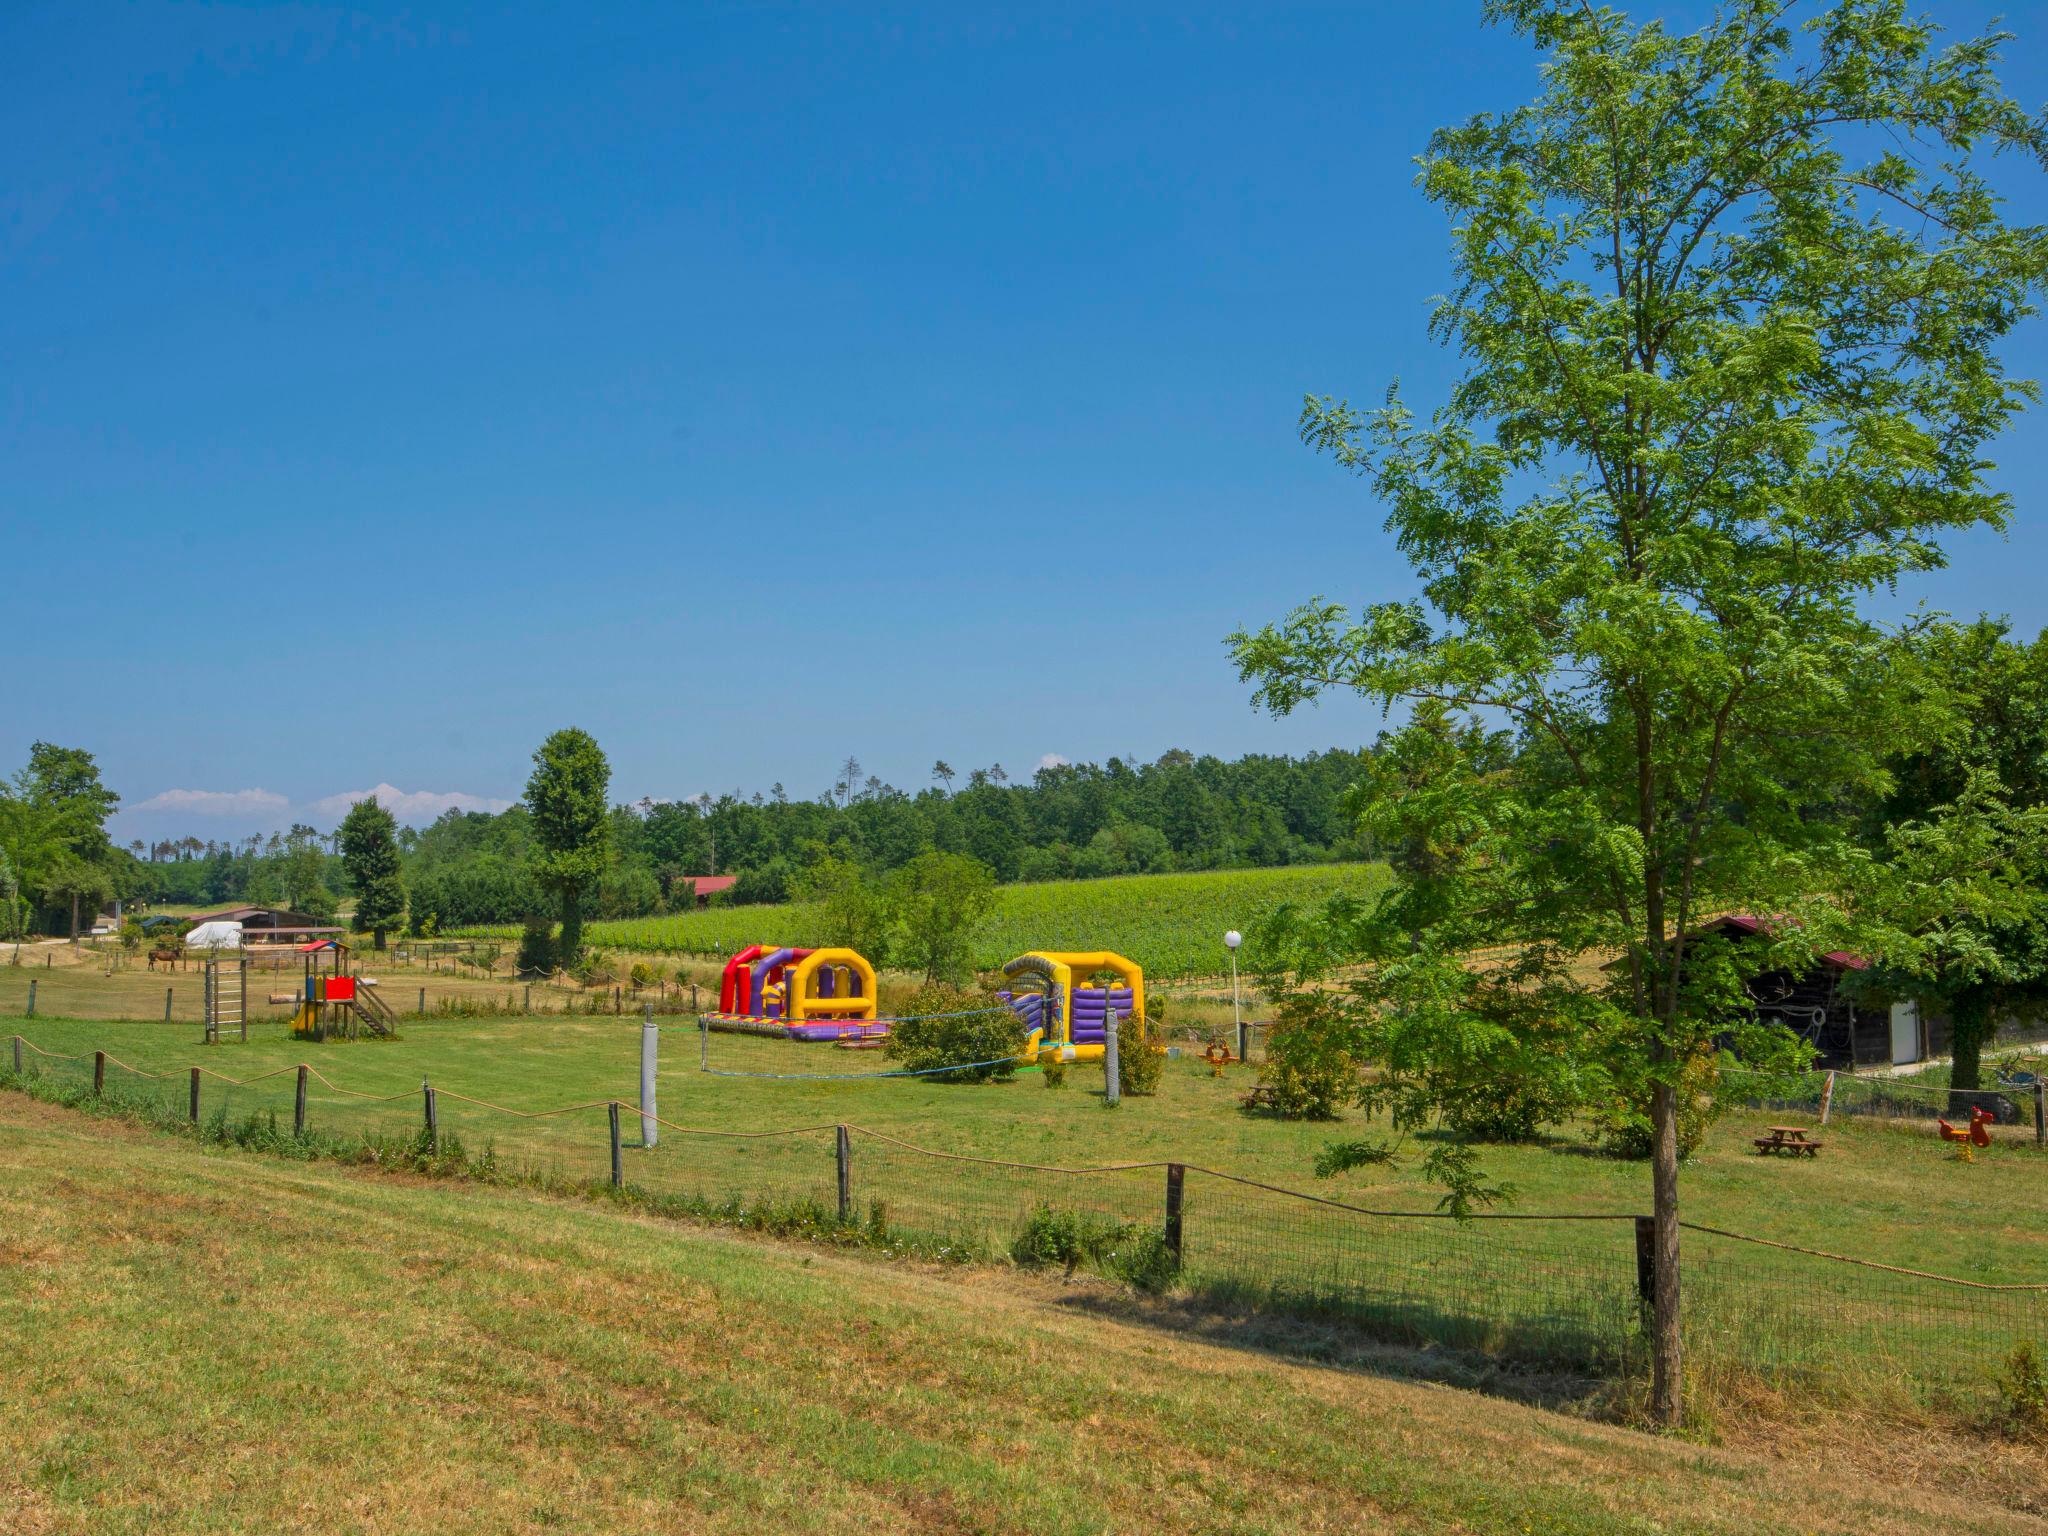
4, 1092, 2043, 1535
450, 863, 1395, 981
6, 1008, 2046, 1410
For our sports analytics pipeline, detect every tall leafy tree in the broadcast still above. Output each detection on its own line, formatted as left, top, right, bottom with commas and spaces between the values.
525, 729, 612, 958
1230, 0, 2048, 1423
338, 797, 407, 951
886, 851, 998, 985
1867, 623, 2048, 1090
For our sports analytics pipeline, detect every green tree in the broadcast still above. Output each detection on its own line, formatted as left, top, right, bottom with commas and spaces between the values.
886, 851, 998, 985
1859, 771, 2048, 1096
1229, 1, 2048, 1424
793, 854, 895, 965
525, 729, 612, 958
338, 798, 407, 950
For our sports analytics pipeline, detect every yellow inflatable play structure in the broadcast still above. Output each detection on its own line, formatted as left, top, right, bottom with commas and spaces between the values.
998, 950, 1144, 1062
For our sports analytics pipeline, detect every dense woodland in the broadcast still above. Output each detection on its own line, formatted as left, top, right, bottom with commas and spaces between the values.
1, 747, 1375, 936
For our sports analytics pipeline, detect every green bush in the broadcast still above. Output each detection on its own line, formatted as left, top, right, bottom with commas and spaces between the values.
1998, 1341, 2048, 1437
884, 984, 1025, 1083
1255, 991, 1358, 1120
1599, 1052, 1719, 1161
1041, 1060, 1067, 1089
1437, 1071, 1577, 1144
1010, 1204, 1177, 1292
1115, 1011, 1164, 1096
514, 916, 554, 977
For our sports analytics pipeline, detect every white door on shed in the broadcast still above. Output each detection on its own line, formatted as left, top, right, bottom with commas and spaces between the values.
1890, 1001, 1921, 1066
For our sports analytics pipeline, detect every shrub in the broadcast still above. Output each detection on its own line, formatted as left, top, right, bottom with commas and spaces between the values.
514, 916, 554, 977
1255, 991, 1358, 1120
1010, 1204, 1177, 1292
1115, 1010, 1163, 1097
629, 960, 661, 992
1041, 1060, 1067, 1089
884, 984, 1025, 1083
1997, 1341, 2048, 1437
1436, 1071, 1577, 1144
1600, 1051, 1719, 1161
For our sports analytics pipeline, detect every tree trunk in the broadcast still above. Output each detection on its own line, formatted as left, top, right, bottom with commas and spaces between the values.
1948, 989, 1995, 1095
70, 891, 80, 942
372, 926, 387, 953
1648, 1076, 1684, 1428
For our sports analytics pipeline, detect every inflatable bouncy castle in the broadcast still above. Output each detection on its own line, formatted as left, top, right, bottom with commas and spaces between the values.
997, 951, 1145, 1062
709, 944, 884, 1041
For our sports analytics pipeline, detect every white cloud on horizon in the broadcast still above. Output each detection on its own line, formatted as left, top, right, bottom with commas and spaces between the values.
129, 787, 291, 817
307, 783, 515, 823
123, 783, 512, 828
1037, 753, 1070, 771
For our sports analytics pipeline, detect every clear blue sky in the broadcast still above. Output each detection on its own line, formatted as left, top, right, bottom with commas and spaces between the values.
6, 2, 2046, 845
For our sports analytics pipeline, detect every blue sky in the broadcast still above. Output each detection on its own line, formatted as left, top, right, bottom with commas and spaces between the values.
6, 2, 2047, 845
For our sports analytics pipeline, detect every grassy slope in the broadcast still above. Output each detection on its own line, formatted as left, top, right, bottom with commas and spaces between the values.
5, 1011, 2046, 1278
0, 1092, 2033, 1536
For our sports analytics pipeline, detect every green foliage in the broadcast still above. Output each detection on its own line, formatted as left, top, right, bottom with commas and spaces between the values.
1039, 1059, 1067, 1089
1419, 1142, 1518, 1224
525, 728, 612, 957
514, 915, 555, 977
338, 798, 406, 947
793, 855, 895, 965
883, 983, 1025, 1082
1010, 1205, 1177, 1292
1312, 1138, 1399, 1178
1114, 1010, 1163, 1097
1995, 1341, 2048, 1439
886, 851, 997, 984
1255, 991, 1358, 1120
1598, 1052, 1720, 1162
1226, 0, 2048, 1412
118, 916, 144, 952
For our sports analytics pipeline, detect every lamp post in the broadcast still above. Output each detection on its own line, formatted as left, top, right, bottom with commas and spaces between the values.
1224, 930, 1244, 1061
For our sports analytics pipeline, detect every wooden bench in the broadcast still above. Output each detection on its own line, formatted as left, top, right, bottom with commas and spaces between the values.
1754, 1125, 1823, 1157
1240, 1084, 1282, 1113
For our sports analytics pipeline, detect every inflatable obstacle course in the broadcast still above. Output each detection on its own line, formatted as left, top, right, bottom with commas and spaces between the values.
707, 943, 883, 1041
998, 950, 1145, 1062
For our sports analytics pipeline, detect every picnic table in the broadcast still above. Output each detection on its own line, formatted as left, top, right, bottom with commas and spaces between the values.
1754, 1125, 1823, 1157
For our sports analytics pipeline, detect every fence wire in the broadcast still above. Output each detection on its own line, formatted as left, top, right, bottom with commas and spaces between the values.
6, 1032, 2045, 1401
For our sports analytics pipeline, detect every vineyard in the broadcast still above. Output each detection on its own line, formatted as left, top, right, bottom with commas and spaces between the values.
455, 862, 1393, 980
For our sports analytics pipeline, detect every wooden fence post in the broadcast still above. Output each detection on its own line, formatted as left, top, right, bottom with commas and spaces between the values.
423, 1080, 438, 1150
93, 1050, 105, 1096
418, 987, 426, 1015
1634, 1216, 1656, 1306
164, 987, 173, 1022
294, 1064, 308, 1138
1164, 1162, 1185, 1265
25, 980, 35, 1019
2035, 1080, 2045, 1149
836, 1125, 852, 1223
11, 1036, 22, 1076
523, 984, 530, 1013
189, 1066, 200, 1124
609, 1102, 623, 1188
1819, 1070, 1838, 1127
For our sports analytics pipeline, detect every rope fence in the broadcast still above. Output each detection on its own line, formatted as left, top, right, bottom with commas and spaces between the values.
5, 1029, 2043, 1402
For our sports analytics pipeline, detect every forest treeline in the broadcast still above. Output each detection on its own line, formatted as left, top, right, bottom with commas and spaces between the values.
19, 748, 1375, 934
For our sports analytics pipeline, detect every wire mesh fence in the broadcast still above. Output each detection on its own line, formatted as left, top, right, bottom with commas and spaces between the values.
6, 1030, 2044, 1403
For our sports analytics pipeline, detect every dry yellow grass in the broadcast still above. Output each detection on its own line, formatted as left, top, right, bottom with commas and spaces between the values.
1, 1093, 2044, 1534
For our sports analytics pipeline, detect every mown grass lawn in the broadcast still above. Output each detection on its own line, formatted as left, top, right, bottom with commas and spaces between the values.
6, 1009, 2045, 1281
1, 1091, 2038, 1536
